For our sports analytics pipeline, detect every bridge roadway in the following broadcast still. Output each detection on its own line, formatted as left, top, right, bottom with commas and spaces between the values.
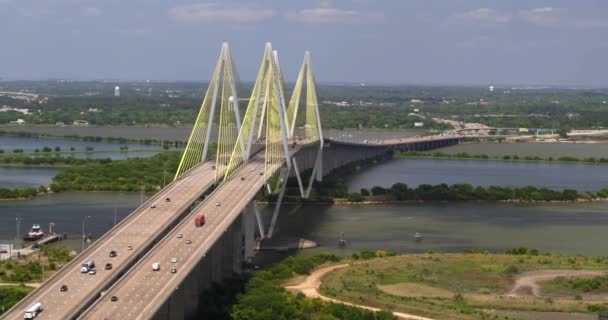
80, 146, 306, 320
1, 161, 217, 320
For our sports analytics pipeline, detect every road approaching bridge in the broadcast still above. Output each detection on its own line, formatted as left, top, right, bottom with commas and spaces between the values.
1, 162, 216, 320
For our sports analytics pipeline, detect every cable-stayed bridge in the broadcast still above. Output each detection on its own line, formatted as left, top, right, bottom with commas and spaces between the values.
1, 42, 460, 320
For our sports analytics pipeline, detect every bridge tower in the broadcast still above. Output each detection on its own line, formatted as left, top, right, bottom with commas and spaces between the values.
223, 44, 324, 239
174, 41, 241, 183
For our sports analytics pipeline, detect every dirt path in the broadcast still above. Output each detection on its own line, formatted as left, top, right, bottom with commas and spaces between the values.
0, 282, 41, 288
508, 270, 608, 297
286, 264, 434, 320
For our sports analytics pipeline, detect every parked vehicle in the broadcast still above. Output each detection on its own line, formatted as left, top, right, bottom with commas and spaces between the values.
152, 263, 160, 271
60, 285, 68, 292
105, 263, 113, 270
109, 250, 117, 257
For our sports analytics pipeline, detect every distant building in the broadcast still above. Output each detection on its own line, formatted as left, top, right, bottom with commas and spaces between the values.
489, 85, 495, 92
114, 86, 120, 97
413, 108, 420, 113
55, 122, 65, 127
9, 118, 25, 125
414, 122, 424, 127
410, 99, 423, 104
73, 120, 89, 126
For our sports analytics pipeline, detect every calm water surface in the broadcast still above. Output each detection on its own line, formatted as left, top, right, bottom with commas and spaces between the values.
1, 190, 608, 256
267, 202, 608, 256
0, 192, 141, 249
345, 158, 608, 192
0, 167, 61, 188
441, 142, 608, 158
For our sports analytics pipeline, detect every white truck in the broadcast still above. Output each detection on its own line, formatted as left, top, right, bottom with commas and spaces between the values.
23, 302, 43, 319
80, 260, 95, 273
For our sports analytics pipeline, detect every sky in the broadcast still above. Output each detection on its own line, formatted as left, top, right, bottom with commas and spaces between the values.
0, 0, 607, 86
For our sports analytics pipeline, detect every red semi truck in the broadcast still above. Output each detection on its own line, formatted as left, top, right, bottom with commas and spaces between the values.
194, 214, 206, 227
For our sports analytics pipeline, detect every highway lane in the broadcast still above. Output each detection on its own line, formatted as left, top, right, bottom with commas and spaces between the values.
1, 162, 216, 320
80, 149, 299, 320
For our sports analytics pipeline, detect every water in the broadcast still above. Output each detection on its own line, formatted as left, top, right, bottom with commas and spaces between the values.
267, 202, 608, 256
0, 167, 61, 188
0, 136, 162, 159
0, 192, 141, 250
345, 158, 608, 192
440, 142, 608, 158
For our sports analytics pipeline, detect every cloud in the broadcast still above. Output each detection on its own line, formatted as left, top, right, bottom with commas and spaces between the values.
169, 3, 275, 24
451, 8, 512, 24
83, 7, 102, 17
286, 2, 383, 24
519, 7, 608, 29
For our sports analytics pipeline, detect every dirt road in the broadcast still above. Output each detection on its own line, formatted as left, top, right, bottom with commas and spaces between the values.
286, 263, 434, 320
508, 270, 608, 297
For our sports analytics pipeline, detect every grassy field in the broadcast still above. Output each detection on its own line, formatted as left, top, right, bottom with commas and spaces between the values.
319, 253, 608, 320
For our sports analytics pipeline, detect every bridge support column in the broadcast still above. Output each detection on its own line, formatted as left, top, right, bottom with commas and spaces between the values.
243, 202, 256, 261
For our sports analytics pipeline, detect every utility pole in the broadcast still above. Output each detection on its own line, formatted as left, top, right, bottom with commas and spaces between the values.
81, 215, 91, 252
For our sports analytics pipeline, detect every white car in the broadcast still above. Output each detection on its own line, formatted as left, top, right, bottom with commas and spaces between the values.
127, 245, 133, 251
215, 202, 221, 207
152, 263, 160, 271
88, 269, 96, 275
171, 258, 177, 263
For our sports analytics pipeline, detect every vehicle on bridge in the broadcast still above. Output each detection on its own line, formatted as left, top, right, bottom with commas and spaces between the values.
80, 260, 95, 273
194, 214, 206, 227
23, 302, 43, 319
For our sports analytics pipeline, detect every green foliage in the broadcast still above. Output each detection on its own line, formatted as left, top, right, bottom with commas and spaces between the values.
231, 254, 394, 320
50, 151, 181, 192
347, 192, 365, 202
357, 183, 587, 202
399, 150, 608, 165
0, 187, 43, 199
0, 286, 33, 315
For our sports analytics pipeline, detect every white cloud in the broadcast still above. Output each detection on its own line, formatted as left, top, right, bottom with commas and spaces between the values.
451, 8, 512, 24
519, 7, 608, 29
83, 7, 102, 17
169, 3, 275, 24
286, 2, 383, 24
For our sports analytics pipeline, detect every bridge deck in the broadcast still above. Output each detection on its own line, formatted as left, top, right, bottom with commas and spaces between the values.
1, 161, 216, 320
80, 145, 309, 320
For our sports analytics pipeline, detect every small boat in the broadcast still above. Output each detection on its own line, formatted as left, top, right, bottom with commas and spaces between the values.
413, 232, 422, 242
337, 232, 347, 247
24, 224, 46, 241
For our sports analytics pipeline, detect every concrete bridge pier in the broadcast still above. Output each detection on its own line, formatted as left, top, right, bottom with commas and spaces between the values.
151, 212, 245, 320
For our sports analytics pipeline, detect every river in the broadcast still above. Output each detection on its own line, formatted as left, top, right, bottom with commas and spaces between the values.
264, 202, 608, 256
345, 158, 608, 192
0, 135, 166, 188
1, 141, 608, 256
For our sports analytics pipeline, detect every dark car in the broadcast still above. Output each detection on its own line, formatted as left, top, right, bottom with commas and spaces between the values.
111, 296, 118, 302
171, 268, 177, 273
109, 250, 117, 257
165, 197, 171, 202
60, 285, 68, 292
105, 263, 112, 270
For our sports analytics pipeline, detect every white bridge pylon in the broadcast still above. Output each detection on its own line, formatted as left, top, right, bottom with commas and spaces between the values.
223, 42, 324, 238
175, 41, 241, 183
